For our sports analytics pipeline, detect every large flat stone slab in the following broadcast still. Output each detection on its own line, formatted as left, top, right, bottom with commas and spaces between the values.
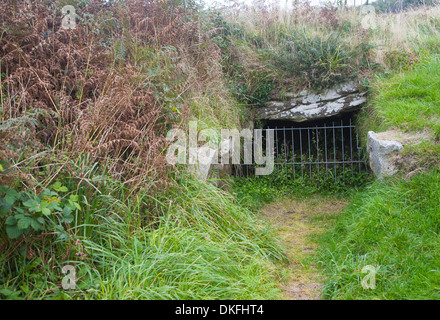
255, 82, 367, 122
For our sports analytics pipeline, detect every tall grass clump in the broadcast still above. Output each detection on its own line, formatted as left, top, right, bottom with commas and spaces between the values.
0, 163, 287, 299
217, 3, 440, 93
62, 176, 287, 300
317, 170, 440, 299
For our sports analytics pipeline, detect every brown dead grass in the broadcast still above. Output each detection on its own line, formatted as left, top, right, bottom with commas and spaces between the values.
260, 196, 349, 300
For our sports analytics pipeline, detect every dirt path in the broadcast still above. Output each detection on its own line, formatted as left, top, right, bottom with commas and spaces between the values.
260, 196, 349, 300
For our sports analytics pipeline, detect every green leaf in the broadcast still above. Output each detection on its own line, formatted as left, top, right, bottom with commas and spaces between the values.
63, 215, 74, 224
41, 207, 51, 216
23, 200, 34, 207
63, 206, 72, 216
6, 189, 19, 197
0, 160, 9, 174
17, 217, 32, 230
0, 198, 12, 216
52, 182, 62, 190
4, 194, 16, 205
5, 216, 17, 226
23, 199, 40, 212
0, 185, 9, 195
6, 225, 22, 239
30, 219, 42, 231
40, 201, 49, 209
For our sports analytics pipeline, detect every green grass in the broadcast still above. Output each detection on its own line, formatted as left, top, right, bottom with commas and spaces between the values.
317, 170, 440, 299
0, 173, 287, 300
232, 166, 369, 212
69, 177, 287, 300
370, 55, 440, 136
317, 55, 440, 299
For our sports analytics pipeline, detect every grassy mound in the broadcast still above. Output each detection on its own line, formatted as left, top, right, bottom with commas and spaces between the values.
370, 56, 440, 136
317, 170, 440, 299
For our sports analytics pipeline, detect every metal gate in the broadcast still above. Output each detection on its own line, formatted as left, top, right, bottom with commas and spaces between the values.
234, 118, 369, 181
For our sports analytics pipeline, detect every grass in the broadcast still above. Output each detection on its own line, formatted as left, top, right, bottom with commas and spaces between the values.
1, 172, 288, 300
370, 55, 440, 136
232, 165, 369, 212
75, 177, 287, 300
356, 54, 440, 172
317, 170, 440, 299
3, 1, 440, 301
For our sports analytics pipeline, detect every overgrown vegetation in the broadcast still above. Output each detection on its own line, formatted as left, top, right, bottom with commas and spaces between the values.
233, 165, 369, 212
0, 0, 283, 300
315, 13, 440, 298
2, 0, 440, 300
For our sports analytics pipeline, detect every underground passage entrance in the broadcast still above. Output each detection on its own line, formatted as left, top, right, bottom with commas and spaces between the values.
234, 112, 370, 182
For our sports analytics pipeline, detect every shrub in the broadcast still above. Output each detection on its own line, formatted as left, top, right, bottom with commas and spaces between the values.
272, 31, 362, 90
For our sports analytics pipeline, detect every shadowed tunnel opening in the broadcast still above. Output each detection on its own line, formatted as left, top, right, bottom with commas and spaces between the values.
234, 111, 370, 181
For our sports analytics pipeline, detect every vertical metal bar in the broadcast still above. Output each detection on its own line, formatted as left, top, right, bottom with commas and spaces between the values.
356, 126, 361, 174
333, 121, 336, 183
316, 125, 319, 175
283, 127, 287, 177
308, 127, 312, 178
324, 122, 328, 176
341, 119, 345, 177
292, 128, 295, 180
300, 128, 304, 180
349, 118, 354, 178
275, 126, 279, 171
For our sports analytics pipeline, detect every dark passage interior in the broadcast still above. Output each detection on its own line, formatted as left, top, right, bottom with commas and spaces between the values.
235, 111, 369, 181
